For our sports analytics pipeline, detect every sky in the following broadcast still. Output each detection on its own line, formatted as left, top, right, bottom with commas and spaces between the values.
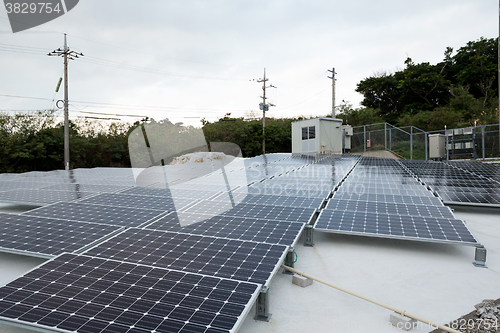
0, 0, 497, 127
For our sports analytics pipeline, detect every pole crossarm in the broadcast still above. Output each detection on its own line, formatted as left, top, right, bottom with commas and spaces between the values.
255, 69, 276, 154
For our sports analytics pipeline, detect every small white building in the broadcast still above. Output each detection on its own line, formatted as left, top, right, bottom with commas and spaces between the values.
291, 117, 343, 154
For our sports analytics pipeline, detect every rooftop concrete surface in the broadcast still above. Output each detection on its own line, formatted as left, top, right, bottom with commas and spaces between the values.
0, 204, 498, 333
239, 205, 500, 333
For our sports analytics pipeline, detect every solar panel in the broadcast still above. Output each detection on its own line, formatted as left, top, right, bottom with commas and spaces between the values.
325, 198, 455, 219
314, 209, 477, 245
437, 191, 500, 206
335, 186, 433, 197
211, 193, 324, 209
0, 213, 120, 257
331, 193, 443, 206
119, 187, 220, 200
22, 202, 166, 228
78, 193, 196, 211
40, 184, 130, 193
185, 200, 316, 224
0, 189, 96, 205
0, 253, 260, 333
144, 212, 305, 247
239, 181, 332, 198
84, 228, 288, 286
401, 160, 500, 207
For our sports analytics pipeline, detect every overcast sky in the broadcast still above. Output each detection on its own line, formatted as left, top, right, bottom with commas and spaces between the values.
0, 0, 496, 127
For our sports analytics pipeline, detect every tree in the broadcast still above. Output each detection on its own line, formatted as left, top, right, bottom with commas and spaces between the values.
336, 102, 384, 127
398, 57, 450, 113
447, 37, 498, 107
355, 71, 403, 123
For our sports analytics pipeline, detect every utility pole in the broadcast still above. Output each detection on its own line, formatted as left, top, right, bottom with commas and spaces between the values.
256, 69, 276, 155
48, 33, 83, 170
327, 68, 336, 118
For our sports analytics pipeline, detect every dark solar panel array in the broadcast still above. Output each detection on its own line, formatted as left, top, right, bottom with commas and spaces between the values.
0, 253, 260, 333
22, 202, 166, 228
78, 193, 196, 211
185, 200, 316, 224
315, 209, 477, 244
144, 212, 305, 247
212, 193, 324, 209
402, 160, 500, 207
315, 157, 479, 245
0, 213, 120, 257
0, 189, 96, 205
326, 198, 455, 219
0, 153, 489, 333
41, 183, 129, 193
331, 193, 442, 206
84, 228, 288, 286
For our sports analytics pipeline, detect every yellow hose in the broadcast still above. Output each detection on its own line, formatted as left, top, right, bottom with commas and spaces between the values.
281, 265, 461, 333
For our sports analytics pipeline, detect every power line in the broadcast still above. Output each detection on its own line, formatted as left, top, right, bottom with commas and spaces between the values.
0, 93, 254, 113
275, 86, 329, 111
66, 33, 261, 69
77, 55, 247, 81
0, 42, 248, 81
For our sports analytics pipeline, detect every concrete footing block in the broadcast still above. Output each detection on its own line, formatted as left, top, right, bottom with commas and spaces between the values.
390, 313, 417, 331
292, 275, 313, 288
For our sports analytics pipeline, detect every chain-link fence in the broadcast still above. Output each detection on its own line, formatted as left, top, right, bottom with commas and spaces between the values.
351, 122, 500, 160
351, 123, 427, 160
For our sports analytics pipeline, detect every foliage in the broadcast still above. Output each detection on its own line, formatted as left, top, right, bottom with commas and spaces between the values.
391, 140, 426, 160
202, 115, 303, 157
356, 37, 498, 129
0, 111, 132, 173
335, 102, 384, 127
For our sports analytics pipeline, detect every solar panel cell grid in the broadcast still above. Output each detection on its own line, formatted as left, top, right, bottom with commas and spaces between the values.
22, 202, 166, 228
185, 200, 316, 224
315, 209, 477, 244
0, 213, 120, 257
211, 194, 324, 209
84, 228, 288, 285
332, 193, 443, 206
0, 253, 260, 333
325, 199, 455, 219
144, 212, 305, 247
0, 189, 97, 205
78, 193, 196, 211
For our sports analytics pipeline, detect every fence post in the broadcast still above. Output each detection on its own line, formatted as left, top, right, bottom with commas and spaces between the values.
482, 125, 485, 160
384, 123, 387, 151
368, 131, 371, 151
425, 131, 428, 161
410, 126, 413, 160
389, 128, 392, 151
445, 128, 449, 161
364, 125, 366, 152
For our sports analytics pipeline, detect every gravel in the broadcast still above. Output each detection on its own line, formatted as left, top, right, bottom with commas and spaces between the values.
431, 298, 500, 333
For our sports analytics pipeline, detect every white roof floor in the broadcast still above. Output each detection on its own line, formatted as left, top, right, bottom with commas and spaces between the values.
0, 203, 498, 333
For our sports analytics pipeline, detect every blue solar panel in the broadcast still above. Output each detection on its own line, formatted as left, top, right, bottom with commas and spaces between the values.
84, 228, 288, 286
0, 253, 260, 333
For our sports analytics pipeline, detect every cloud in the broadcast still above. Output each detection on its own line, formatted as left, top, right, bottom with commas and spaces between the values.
0, 0, 496, 126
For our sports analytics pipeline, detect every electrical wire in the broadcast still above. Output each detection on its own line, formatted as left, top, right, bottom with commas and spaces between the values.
276, 86, 329, 111
66, 33, 258, 69
0, 93, 253, 113
77, 55, 247, 81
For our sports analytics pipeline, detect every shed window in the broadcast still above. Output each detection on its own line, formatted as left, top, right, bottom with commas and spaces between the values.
301, 126, 316, 140
308, 126, 315, 139
302, 127, 308, 140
